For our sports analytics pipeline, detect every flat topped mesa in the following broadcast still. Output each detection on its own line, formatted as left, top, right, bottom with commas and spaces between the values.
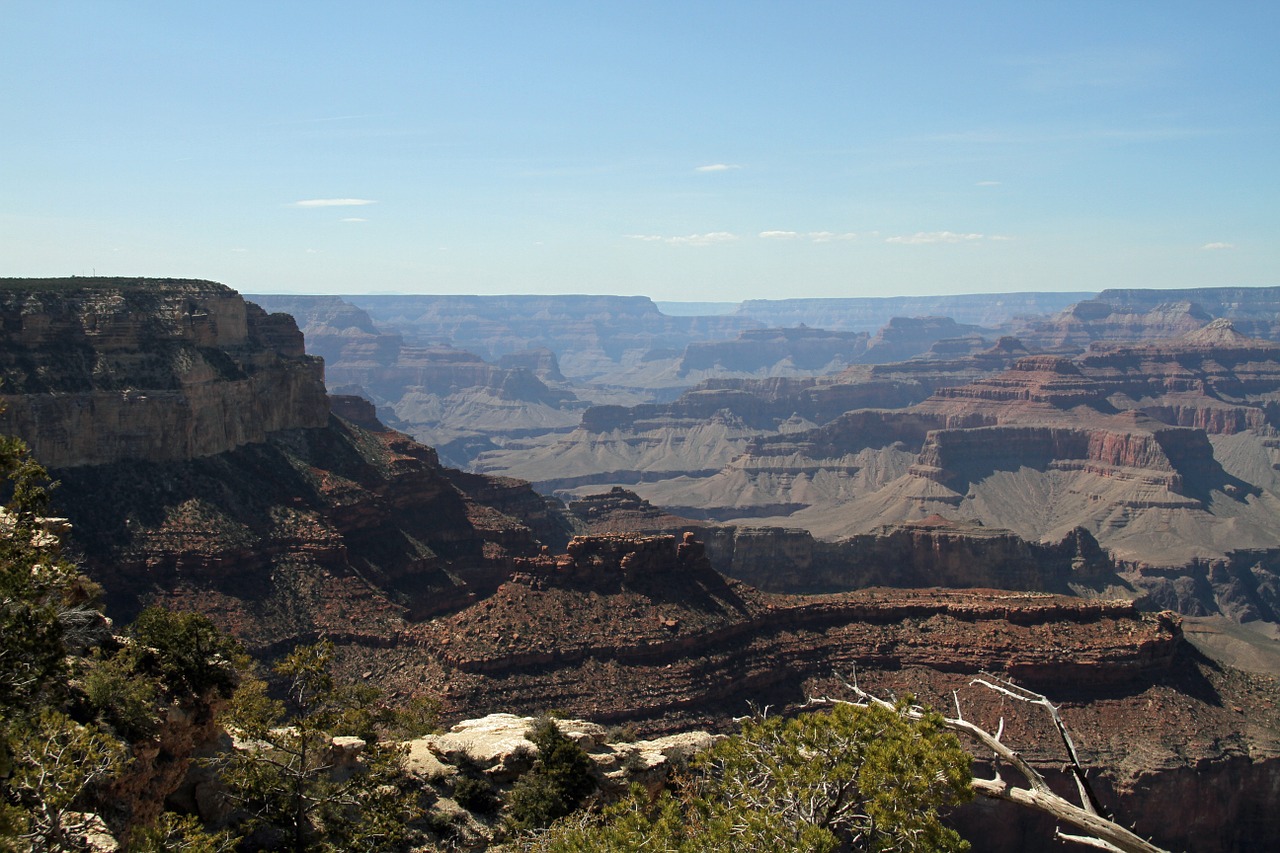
0, 277, 326, 467
509, 532, 716, 590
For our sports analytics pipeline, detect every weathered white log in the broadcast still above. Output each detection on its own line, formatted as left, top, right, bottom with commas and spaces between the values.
819, 670, 1173, 853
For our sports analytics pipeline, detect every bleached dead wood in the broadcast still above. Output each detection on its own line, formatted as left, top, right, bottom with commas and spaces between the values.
814, 670, 1171, 853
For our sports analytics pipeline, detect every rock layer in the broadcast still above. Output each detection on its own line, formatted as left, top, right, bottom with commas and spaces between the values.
0, 278, 327, 468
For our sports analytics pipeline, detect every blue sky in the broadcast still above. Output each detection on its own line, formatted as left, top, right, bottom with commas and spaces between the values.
2, 1, 1276, 301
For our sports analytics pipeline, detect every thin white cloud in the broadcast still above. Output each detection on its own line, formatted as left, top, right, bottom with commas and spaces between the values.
695, 163, 742, 172
667, 231, 738, 246
340, 217, 368, 222
291, 198, 377, 208
1202, 241, 1237, 251
975, 180, 1001, 186
629, 232, 738, 246
759, 230, 857, 242
886, 231, 985, 245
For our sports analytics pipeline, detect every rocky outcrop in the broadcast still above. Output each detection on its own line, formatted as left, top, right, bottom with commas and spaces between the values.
567, 486, 700, 534
677, 326, 869, 375
1011, 299, 1216, 350
697, 518, 1119, 594
496, 347, 565, 382
340, 294, 760, 380
1098, 286, 1280, 340
0, 279, 328, 468
0, 279, 578, 645
858, 316, 990, 363
252, 294, 588, 467
414, 534, 1178, 701
416, 712, 715, 789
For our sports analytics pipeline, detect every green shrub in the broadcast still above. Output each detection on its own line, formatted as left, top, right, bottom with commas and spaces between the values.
452, 774, 499, 813
130, 606, 243, 696
603, 722, 639, 743
515, 700, 973, 853
80, 652, 160, 741
124, 812, 238, 852
505, 717, 597, 833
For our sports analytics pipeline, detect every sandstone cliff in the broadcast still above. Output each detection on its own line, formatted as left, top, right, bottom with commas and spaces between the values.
857, 315, 990, 363
0, 279, 572, 649
676, 326, 869, 376
0, 278, 328, 468
470, 340, 1039, 495
567, 489, 1124, 598
250, 294, 587, 468
339, 293, 761, 381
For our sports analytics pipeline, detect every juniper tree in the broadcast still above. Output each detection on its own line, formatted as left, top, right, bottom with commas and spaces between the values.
517, 699, 973, 853
218, 640, 421, 852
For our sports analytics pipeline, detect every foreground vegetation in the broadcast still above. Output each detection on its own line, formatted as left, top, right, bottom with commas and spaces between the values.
515, 700, 972, 853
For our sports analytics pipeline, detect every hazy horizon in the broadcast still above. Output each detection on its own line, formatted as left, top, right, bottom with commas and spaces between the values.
3, 2, 1276, 300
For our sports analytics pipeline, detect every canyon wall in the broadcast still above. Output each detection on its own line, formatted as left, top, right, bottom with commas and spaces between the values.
0, 279, 573, 646
736, 292, 1093, 331
0, 278, 328, 468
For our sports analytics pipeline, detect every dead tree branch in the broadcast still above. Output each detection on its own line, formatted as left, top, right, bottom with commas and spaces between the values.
818, 669, 1171, 853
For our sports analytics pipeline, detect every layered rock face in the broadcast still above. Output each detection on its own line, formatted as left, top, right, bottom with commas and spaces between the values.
359, 531, 1278, 853
660, 329, 1280, 546
407, 533, 1180, 713
566, 489, 1121, 596
1010, 299, 1215, 349
471, 340, 1037, 494
0, 279, 573, 647
0, 279, 327, 468
858, 315, 989, 363
53, 409, 564, 642
250, 294, 587, 467
337, 293, 761, 380
1007, 288, 1280, 349
677, 326, 869, 375
709, 518, 1118, 594
1098, 285, 1280, 339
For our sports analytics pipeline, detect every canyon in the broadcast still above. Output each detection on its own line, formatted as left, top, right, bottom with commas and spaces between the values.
2, 278, 1278, 850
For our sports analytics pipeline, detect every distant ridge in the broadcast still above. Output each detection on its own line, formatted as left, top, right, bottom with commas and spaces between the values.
736, 292, 1096, 331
